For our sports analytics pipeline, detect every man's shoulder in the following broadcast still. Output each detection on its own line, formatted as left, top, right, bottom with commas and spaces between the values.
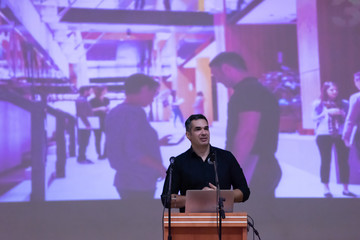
212, 146, 232, 156
236, 78, 275, 98
350, 92, 360, 101
109, 103, 143, 115
76, 96, 86, 103
107, 104, 129, 121
175, 148, 192, 159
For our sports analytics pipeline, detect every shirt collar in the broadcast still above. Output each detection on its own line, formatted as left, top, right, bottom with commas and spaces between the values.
189, 145, 213, 159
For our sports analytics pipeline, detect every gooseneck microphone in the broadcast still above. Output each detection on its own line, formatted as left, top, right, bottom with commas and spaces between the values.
167, 156, 176, 240
207, 154, 214, 165
210, 150, 225, 240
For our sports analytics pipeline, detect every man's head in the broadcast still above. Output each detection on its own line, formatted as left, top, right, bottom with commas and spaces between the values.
354, 71, 360, 90
78, 86, 92, 97
209, 51, 247, 88
124, 73, 160, 106
93, 86, 107, 98
185, 114, 210, 148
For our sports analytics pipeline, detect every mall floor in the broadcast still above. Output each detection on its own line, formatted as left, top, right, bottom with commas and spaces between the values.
0, 120, 359, 202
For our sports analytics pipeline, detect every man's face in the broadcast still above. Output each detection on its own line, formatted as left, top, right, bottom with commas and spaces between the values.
138, 85, 158, 107
186, 119, 210, 148
84, 88, 92, 97
354, 75, 360, 90
211, 65, 234, 88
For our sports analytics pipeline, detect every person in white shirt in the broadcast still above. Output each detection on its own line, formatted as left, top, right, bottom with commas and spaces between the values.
312, 81, 355, 198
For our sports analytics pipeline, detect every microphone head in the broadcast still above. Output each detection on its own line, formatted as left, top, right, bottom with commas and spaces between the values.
207, 150, 216, 164
169, 156, 176, 164
210, 151, 216, 162
207, 158, 214, 164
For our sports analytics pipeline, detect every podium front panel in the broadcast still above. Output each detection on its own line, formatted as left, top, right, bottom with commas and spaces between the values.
163, 212, 247, 240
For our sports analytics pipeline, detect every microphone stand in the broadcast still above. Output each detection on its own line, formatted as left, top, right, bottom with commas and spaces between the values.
211, 152, 225, 240
167, 157, 175, 240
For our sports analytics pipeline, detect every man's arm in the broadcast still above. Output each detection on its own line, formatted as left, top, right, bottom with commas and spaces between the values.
232, 111, 261, 165
233, 189, 244, 202
343, 95, 360, 146
161, 161, 182, 208
170, 194, 186, 208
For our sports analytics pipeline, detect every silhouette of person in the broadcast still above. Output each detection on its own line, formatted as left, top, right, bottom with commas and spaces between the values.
170, 90, 184, 127
75, 86, 94, 164
343, 71, 360, 152
105, 73, 170, 200
135, 0, 145, 10
90, 86, 110, 160
193, 91, 205, 114
164, 0, 171, 10
312, 81, 355, 198
209, 51, 282, 200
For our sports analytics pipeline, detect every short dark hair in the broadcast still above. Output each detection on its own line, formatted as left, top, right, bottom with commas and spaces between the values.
93, 85, 107, 97
185, 114, 208, 132
124, 73, 159, 95
209, 51, 247, 71
78, 86, 91, 95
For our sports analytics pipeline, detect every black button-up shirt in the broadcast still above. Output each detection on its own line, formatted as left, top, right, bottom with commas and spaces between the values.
161, 145, 250, 210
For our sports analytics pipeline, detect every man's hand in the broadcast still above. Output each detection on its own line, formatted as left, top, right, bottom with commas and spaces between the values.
159, 134, 172, 146
202, 182, 217, 190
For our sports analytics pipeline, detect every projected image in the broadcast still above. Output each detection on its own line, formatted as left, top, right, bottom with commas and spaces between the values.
1, 0, 360, 203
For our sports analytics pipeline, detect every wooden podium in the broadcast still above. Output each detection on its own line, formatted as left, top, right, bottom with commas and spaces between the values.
163, 212, 247, 240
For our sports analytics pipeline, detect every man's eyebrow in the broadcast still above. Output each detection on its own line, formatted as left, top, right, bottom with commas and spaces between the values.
193, 126, 209, 130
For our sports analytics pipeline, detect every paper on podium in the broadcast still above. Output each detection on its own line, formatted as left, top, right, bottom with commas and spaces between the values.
77, 117, 100, 129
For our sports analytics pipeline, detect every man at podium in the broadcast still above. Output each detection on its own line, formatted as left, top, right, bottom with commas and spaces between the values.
161, 114, 250, 212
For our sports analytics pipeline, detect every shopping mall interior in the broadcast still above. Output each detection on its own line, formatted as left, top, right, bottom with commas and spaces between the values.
1, 0, 360, 239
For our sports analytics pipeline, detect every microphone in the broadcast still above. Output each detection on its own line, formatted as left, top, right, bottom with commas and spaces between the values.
211, 151, 219, 190
169, 156, 175, 164
167, 156, 176, 240
207, 151, 215, 165
167, 156, 176, 207
210, 149, 226, 240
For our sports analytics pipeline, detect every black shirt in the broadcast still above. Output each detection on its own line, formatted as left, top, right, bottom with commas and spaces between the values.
90, 97, 110, 129
89, 97, 110, 118
226, 77, 280, 155
161, 145, 250, 210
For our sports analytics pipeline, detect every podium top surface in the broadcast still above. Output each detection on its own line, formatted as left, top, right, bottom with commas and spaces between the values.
163, 212, 248, 228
